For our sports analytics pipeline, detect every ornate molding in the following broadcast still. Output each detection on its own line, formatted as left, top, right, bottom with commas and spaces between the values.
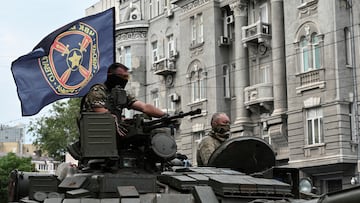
230, 1, 248, 17
181, 0, 210, 12
297, 0, 318, 19
117, 31, 147, 41
190, 46, 204, 57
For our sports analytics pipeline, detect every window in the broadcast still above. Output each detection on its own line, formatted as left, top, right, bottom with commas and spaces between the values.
223, 65, 230, 98
230, 64, 236, 97
300, 33, 321, 72
156, 0, 160, 16
345, 28, 352, 66
152, 41, 158, 62
312, 34, 321, 69
124, 46, 131, 71
306, 108, 323, 145
349, 103, 355, 141
250, 1, 256, 24
259, 2, 268, 23
191, 71, 198, 101
188, 61, 206, 103
198, 14, 203, 43
190, 68, 206, 102
300, 37, 310, 71
118, 47, 123, 63
149, 0, 153, 18
167, 94, 176, 112
259, 3, 270, 34
152, 91, 159, 108
262, 129, 271, 144
259, 65, 271, 83
167, 35, 175, 57
190, 13, 203, 46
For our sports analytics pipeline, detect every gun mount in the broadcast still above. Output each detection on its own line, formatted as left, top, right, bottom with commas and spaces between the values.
71, 108, 202, 172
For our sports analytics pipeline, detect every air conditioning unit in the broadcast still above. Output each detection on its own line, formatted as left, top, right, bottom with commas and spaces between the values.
218, 36, 230, 46
170, 93, 180, 102
226, 15, 234, 24
169, 50, 178, 58
168, 61, 175, 69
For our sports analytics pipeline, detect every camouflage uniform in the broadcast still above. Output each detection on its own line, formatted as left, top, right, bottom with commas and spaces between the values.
81, 84, 136, 113
197, 131, 228, 166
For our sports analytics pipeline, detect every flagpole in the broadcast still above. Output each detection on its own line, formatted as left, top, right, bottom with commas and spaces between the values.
112, 7, 116, 64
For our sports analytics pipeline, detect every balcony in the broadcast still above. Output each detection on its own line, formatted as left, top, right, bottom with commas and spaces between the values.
242, 20, 271, 47
295, 68, 325, 94
153, 58, 176, 76
244, 83, 273, 109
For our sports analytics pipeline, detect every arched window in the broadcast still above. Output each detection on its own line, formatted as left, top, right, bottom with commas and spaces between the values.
296, 23, 323, 73
300, 33, 320, 72
189, 61, 206, 102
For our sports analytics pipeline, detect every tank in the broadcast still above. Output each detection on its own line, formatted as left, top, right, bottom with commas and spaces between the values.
8, 108, 360, 203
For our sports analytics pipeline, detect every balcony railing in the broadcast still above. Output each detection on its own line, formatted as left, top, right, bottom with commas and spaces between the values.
153, 58, 176, 75
296, 68, 325, 94
244, 83, 273, 106
242, 20, 271, 46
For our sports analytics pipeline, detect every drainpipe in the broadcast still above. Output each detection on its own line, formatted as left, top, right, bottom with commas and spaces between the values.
348, 0, 360, 182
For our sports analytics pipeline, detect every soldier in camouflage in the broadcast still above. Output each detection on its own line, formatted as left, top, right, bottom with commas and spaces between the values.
197, 112, 231, 166
81, 62, 166, 136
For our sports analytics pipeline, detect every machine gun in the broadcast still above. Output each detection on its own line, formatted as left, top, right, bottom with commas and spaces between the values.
117, 108, 202, 165
70, 108, 202, 171
124, 108, 202, 136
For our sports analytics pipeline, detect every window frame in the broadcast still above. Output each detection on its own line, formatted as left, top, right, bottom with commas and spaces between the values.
223, 65, 231, 98
188, 61, 206, 103
167, 94, 176, 112
259, 2, 269, 23
167, 35, 175, 58
190, 13, 204, 46
306, 107, 324, 145
149, 0, 153, 19
345, 28, 352, 66
295, 23, 323, 74
190, 69, 206, 102
259, 64, 271, 83
300, 33, 322, 72
152, 41, 158, 63
118, 47, 123, 64
124, 46, 132, 71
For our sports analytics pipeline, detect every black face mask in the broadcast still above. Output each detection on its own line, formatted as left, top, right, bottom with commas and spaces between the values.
213, 124, 230, 134
105, 75, 128, 90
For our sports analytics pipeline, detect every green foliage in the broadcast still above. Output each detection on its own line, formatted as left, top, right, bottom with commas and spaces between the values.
0, 152, 33, 202
28, 98, 81, 161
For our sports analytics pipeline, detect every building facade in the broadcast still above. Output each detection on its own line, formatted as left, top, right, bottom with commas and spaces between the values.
86, 0, 360, 193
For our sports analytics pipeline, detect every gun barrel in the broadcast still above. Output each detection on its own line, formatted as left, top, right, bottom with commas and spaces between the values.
144, 108, 202, 127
